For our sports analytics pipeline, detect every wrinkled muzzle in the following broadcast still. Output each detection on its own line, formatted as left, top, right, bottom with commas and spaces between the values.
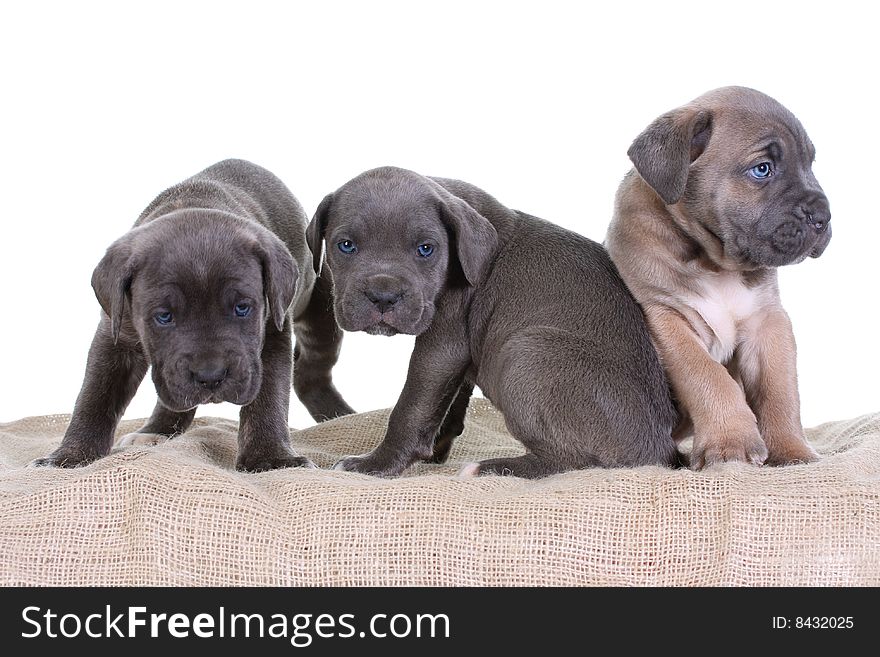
335, 274, 434, 336
152, 350, 261, 410
748, 193, 831, 267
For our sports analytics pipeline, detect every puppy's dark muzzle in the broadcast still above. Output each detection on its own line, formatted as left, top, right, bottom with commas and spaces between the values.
798, 195, 831, 235
336, 274, 432, 337
365, 289, 403, 313
363, 274, 406, 312
768, 194, 831, 262
799, 195, 831, 258
191, 364, 228, 391
155, 352, 258, 411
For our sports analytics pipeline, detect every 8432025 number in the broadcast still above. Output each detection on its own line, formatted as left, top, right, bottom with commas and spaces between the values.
795, 617, 853, 629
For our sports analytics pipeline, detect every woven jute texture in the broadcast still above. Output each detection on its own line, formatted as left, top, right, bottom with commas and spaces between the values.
1, 399, 878, 586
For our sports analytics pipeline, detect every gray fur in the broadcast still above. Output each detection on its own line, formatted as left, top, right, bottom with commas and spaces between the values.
33, 159, 353, 470
310, 167, 679, 478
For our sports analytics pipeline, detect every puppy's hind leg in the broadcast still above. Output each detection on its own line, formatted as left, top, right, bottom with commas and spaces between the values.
117, 403, 196, 448
292, 267, 355, 422
460, 402, 603, 479
460, 329, 597, 479
425, 380, 474, 464
460, 452, 589, 478
462, 328, 676, 479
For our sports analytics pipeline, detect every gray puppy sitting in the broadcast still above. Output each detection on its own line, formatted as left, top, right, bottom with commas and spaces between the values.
308, 167, 679, 478
34, 159, 353, 471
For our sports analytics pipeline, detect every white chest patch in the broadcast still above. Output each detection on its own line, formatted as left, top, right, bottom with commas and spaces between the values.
686, 273, 761, 363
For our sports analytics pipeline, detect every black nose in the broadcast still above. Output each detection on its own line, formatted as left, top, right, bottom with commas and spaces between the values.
806, 211, 830, 233
191, 365, 228, 390
366, 290, 402, 313
800, 197, 831, 233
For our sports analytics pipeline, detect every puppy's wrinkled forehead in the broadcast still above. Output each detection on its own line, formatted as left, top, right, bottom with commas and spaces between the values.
331, 167, 440, 227
698, 86, 815, 158
149, 244, 261, 293
136, 216, 263, 299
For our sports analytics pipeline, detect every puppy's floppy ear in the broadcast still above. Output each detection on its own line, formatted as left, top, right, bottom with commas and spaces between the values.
306, 193, 333, 276
91, 238, 137, 344
628, 107, 713, 205
436, 191, 499, 287
255, 231, 299, 332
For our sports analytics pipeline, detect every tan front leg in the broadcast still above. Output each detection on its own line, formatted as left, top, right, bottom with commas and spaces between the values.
645, 305, 768, 469
737, 310, 818, 466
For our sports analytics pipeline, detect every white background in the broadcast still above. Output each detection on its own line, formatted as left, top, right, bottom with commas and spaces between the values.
0, 1, 876, 430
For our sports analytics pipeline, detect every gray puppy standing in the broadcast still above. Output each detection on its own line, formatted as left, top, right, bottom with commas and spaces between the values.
606, 87, 831, 469
34, 159, 353, 471
308, 167, 678, 478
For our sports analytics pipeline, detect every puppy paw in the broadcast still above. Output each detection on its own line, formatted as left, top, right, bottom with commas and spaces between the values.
457, 462, 481, 478
691, 424, 768, 470
765, 440, 820, 466
117, 432, 171, 448
28, 449, 101, 469
333, 453, 402, 478
236, 451, 316, 473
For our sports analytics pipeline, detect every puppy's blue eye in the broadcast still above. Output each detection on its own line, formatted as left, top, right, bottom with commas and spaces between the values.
337, 240, 357, 254
155, 311, 173, 326
417, 243, 434, 257
234, 303, 251, 318
749, 162, 773, 179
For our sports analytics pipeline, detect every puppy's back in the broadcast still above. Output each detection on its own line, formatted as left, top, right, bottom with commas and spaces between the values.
518, 217, 680, 463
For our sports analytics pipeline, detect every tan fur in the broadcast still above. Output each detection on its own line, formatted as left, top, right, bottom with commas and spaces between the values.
607, 87, 831, 469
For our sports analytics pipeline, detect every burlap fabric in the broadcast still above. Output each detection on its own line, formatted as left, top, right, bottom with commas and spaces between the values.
1, 399, 878, 586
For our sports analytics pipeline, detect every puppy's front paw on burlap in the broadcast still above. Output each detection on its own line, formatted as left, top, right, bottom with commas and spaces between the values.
333, 453, 401, 478
765, 440, 820, 467
28, 449, 101, 469
691, 424, 768, 470
117, 432, 171, 448
235, 450, 315, 473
